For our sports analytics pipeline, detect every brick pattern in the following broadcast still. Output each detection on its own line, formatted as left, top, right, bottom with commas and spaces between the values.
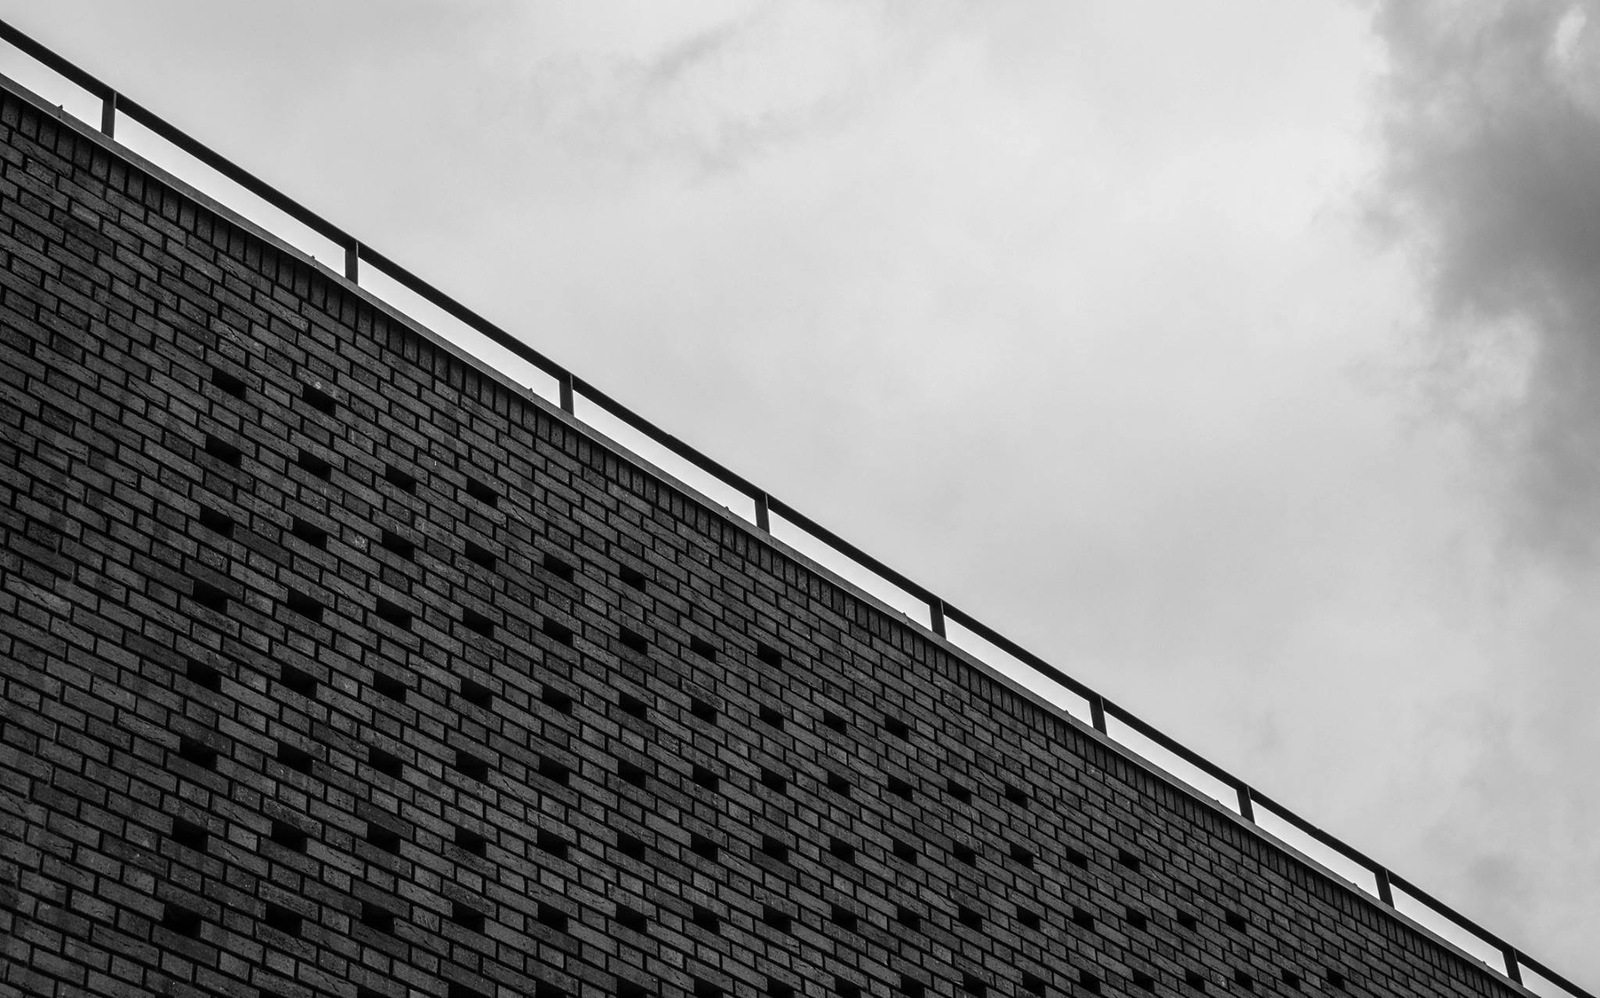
0, 84, 1523, 998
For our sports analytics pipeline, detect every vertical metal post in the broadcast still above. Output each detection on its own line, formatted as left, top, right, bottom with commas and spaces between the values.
929, 599, 946, 637
99, 90, 117, 138
558, 373, 575, 414
1089, 695, 1107, 733
1502, 947, 1522, 984
754, 492, 771, 532
1235, 784, 1255, 823
344, 240, 360, 282
1374, 867, 1394, 906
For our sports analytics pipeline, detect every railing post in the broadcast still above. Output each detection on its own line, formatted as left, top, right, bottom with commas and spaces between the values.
1235, 783, 1255, 822
1374, 867, 1394, 906
344, 240, 359, 282
929, 598, 946, 637
99, 89, 116, 138
558, 372, 575, 414
754, 492, 771, 532
1502, 947, 1523, 984
1089, 694, 1107, 734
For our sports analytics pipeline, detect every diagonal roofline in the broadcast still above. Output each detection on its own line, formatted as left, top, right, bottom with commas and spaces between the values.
0, 17, 1587, 998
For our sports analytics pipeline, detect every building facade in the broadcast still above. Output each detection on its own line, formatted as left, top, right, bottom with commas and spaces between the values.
0, 69, 1545, 998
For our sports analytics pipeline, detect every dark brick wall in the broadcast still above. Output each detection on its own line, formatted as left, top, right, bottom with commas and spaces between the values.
0, 80, 1523, 998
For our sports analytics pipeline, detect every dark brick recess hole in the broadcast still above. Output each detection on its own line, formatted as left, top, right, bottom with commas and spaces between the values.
619, 692, 648, 718
619, 564, 647, 589
962, 975, 986, 997
831, 905, 857, 930
464, 541, 496, 569
383, 464, 416, 492
952, 844, 977, 866
269, 820, 307, 851
769, 980, 796, 998
185, 659, 221, 691
1281, 970, 1303, 990
761, 836, 789, 861
297, 449, 332, 480
465, 476, 498, 506
542, 551, 575, 581
1005, 783, 1029, 804
901, 978, 925, 998
892, 839, 917, 863
947, 778, 973, 803
618, 761, 648, 787
538, 902, 569, 931
759, 705, 784, 729
619, 628, 648, 654
369, 746, 402, 778
360, 903, 396, 933
690, 834, 718, 860
1177, 911, 1199, 930
211, 367, 246, 398
1225, 909, 1250, 931
761, 768, 787, 793
756, 642, 782, 666
454, 826, 487, 856
459, 679, 493, 707
822, 710, 848, 733
693, 981, 722, 998
375, 598, 412, 629
826, 771, 851, 796
1117, 848, 1143, 872
884, 715, 911, 739
616, 904, 648, 933
888, 776, 914, 799
285, 589, 323, 622
357, 988, 385, 998
690, 697, 717, 723
380, 529, 415, 558
1234, 970, 1255, 992
1072, 907, 1095, 930
762, 906, 792, 931
203, 434, 242, 466
464, 609, 495, 637
198, 506, 234, 537
537, 984, 570, 998
190, 580, 228, 612
161, 904, 202, 937
1064, 845, 1090, 868
838, 981, 861, 998
1017, 906, 1041, 929
279, 664, 316, 696
451, 903, 485, 931
290, 517, 327, 547
691, 906, 720, 932
689, 635, 716, 660
177, 737, 217, 769
542, 684, 573, 713
373, 673, 407, 701
301, 383, 336, 415
829, 837, 856, 862
1126, 907, 1149, 930
455, 751, 490, 781
277, 742, 314, 775
617, 982, 649, 998
1021, 973, 1046, 996
1131, 970, 1156, 992
170, 817, 208, 851
616, 833, 646, 859
1079, 970, 1101, 995
538, 756, 571, 785
366, 823, 401, 854
264, 903, 302, 935
447, 986, 487, 998
691, 765, 719, 790
958, 905, 983, 930
896, 905, 921, 929
1185, 970, 1207, 992
537, 617, 569, 646
1010, 843, 1034, 867
537, 829, 570, 859
1325, 970, 1347, 991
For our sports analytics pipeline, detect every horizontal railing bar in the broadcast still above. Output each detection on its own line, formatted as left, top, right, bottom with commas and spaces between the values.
0, 16, 1586, 998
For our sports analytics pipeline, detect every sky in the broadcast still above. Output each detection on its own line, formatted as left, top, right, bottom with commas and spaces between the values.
2, 0, 1595, 989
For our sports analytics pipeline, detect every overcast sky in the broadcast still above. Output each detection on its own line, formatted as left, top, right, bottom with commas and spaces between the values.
3, 0, 1596, 988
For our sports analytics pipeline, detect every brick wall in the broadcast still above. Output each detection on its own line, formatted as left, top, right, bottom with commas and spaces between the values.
0, 79, 1526, 998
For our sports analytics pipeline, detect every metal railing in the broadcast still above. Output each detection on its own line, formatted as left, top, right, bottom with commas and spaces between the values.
0, 17, 1587, 998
